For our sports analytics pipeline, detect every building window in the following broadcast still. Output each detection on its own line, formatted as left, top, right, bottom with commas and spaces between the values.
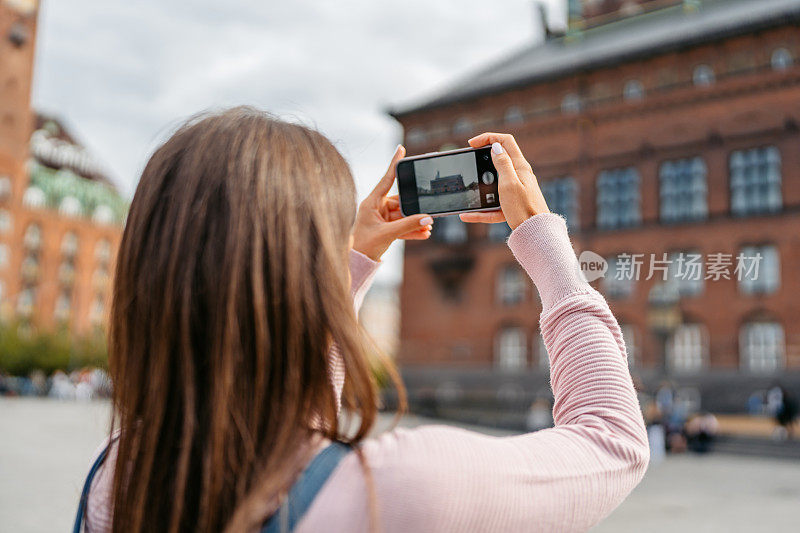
432, 216, 467, 244
22, 186, 46, 209
660, 157, 707, 223
771, 48, 793, 71
623, 79, 645, 101
497, 265, 526, 306
61, 231, 79, 257
730, 146, 781, 216
0, 175, 11, 200
453, 118, 473, 136
487, 222, 512, 242
495, 327, 527, 370
618, 324, 636, 367
738, 244, 780, 295
0, 244, 8, 269
0, 209, 11, 234
17, 287, 35, 317
93, 267, 110, 291
602, 255, 635, 299
668, 251, 704, 297
597, 167, 641, 230
59, 196, 82, 217
740, 321, 784, 373
504, 106, 524, 125
561, 93, 582, 115
95, 239, 112, 264
21, 254, 39, 282
54, 291, 72, 321
667, 323, 707, 373
90, 295, 106, 325
59, 262, 76, 287
692, 64, 715, 87
541, 177, 579, 230
406, 128, 427, 147
23, 223, 42, 250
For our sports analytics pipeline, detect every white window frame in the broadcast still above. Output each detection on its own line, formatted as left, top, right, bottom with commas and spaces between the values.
597, 167, 641, 230
561, 93, 582, 115
623, 79, 645, 101
497, 265, 526, 306
738, 244, 780, 295
504, 106, 524, 125
740, 322, 785, 373
434, 216, 467, 244
602, 255, 634, 299
771, 48, 793, 71
730, 146, 782, 216
453, 117, 473, 136
667, 323, 708, 373
659, 157, 708, 223
495, 327, 527, 370
693, 64, 715, 87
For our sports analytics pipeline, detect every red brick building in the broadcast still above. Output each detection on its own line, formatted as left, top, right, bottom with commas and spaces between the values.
390, 0, 800, 412
0, 0, 125, 335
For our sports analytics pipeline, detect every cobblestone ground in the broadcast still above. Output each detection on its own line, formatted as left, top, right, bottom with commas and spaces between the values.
1, 398, 798, 532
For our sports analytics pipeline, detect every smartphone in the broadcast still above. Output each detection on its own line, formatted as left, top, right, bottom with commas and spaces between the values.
396, 146, 501, 217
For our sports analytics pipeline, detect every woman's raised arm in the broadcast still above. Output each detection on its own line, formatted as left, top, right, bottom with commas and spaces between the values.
299, 134, 649, 533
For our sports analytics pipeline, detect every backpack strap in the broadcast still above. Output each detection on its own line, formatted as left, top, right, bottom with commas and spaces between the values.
261, 441, 352, 533
72, 441, 114, 533
72, 439, 351, 533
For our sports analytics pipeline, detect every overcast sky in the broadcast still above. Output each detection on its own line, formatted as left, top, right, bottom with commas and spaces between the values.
32, 0, 565, 282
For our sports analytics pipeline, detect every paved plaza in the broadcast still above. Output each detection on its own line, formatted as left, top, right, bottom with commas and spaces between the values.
1, 398, 797, 532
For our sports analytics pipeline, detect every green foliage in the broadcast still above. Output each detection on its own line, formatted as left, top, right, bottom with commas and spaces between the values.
0, 322, 108, 376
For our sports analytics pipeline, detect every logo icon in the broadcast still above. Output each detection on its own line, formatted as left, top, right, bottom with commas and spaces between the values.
578, 251, 608, 282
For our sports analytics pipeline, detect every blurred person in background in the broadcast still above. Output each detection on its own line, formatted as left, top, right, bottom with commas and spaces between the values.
49, 370, 76, 400
685, 413, 719, 454
525, 397, 553, 432
643, 399, 666, 465
73, 109, 648, 533
766, 384, 783, 419
29, 369, 48, 396
774, 386, 798, 441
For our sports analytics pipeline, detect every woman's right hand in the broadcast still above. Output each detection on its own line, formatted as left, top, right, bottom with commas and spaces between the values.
459, 132, 550, 229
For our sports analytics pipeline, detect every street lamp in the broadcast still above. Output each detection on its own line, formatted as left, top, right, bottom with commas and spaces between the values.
647, 282, 682, 375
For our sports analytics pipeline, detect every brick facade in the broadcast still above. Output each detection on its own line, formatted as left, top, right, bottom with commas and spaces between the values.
393, 10, 800, 380
0, 1, 124, 334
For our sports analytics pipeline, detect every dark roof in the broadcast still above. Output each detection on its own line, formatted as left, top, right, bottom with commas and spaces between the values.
391, 0, 800, 117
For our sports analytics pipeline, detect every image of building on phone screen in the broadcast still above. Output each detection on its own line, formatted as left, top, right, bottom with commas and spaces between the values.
414, 152, 480, 213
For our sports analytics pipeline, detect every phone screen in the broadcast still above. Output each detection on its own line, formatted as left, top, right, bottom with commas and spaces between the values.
397, 146, 500, 216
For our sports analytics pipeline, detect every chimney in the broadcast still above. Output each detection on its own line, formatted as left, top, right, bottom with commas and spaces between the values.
537, 1, 566, 40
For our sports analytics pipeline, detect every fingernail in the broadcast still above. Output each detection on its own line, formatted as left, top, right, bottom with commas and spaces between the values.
395, 144, 403, 153
492, 142, 504, 155
420, 216, 433, 226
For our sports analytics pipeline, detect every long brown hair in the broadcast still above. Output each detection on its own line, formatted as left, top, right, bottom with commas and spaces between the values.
109, 107, 395, 532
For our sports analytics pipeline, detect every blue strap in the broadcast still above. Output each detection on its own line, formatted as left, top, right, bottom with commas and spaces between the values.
261, 442, 352, 533
71, 440, 350, 533
72, 443, 113, 533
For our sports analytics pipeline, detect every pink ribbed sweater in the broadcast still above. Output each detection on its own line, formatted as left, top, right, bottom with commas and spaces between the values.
85, 213, 649, 532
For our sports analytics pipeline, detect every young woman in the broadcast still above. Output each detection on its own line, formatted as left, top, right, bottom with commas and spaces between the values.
78, 107, 649, 533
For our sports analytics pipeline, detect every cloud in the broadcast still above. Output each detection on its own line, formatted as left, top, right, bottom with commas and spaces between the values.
32, 0, 563, 281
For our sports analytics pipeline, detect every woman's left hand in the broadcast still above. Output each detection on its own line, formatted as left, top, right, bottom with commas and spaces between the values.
352, 145, 433, 261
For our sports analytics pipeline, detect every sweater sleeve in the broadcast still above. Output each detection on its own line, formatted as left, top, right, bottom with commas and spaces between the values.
349, 249, 380, 315
298, 213, 649, 533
